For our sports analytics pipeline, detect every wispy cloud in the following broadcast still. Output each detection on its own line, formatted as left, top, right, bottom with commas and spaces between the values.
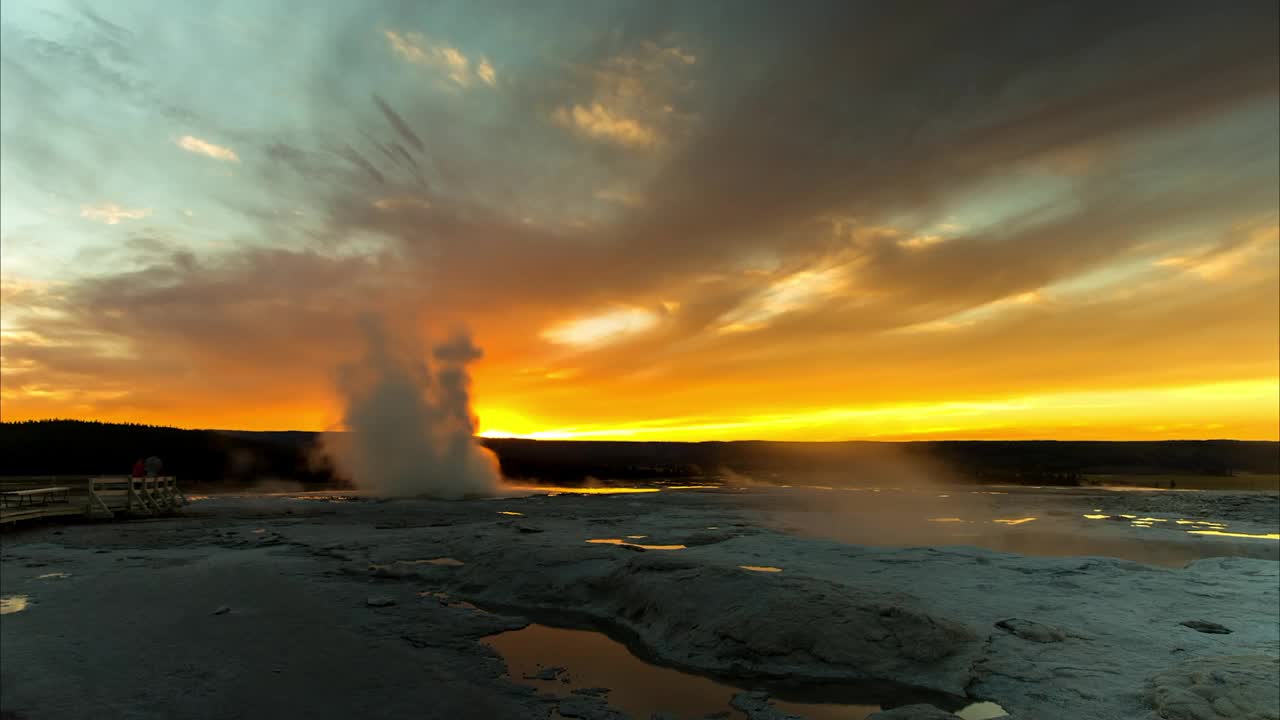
477, 57, 497, 86
553, 40, 697, 148
594, 188, 645, 207
553, 103, 657, 147
80, 203, 151, 225
1156, 224, 1279, 280
716, 267, 848, 334
176, 135, 239, 162
542, 307, 660, 347
384, 31, 494, 88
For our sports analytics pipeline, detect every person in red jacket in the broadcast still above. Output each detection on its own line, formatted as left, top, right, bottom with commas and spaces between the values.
131, 458, 145, 478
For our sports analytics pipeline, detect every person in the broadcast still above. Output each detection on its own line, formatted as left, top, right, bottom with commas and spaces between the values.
131, 458, 145, 478
144, 455, 163, 478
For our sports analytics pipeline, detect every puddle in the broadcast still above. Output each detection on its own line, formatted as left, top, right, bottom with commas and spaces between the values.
497, 511, 524, 516
485, 623, 1005, 720
587, 538, 686, 551
625, 535, 647, 539
957, 701, 1009, 719
739, 565, 783, 573
992, 518, 1037, 526
395, 557, 466, 567
36, 572, 70, 580
509, 485, 662, 496
1, 595, 30, 614
1188, 530, 1280, 540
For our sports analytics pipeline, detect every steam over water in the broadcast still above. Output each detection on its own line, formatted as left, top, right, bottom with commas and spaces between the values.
323, 318, 501, 498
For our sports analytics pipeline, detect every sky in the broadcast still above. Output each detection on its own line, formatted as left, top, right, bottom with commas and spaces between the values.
1, 0, 1278, 441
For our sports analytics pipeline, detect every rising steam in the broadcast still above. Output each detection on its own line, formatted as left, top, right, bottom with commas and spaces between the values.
323, 317, 502, 498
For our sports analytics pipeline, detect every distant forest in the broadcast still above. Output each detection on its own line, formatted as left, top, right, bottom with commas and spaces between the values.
1, 419, 1277, 488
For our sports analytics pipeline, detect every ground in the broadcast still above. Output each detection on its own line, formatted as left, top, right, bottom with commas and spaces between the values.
2, 484, 1277, 720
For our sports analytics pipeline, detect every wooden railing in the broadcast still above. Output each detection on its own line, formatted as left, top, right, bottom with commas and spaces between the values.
0, 476, 186, 525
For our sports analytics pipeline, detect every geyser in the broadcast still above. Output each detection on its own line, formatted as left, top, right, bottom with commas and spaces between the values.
324, 317, 502, 498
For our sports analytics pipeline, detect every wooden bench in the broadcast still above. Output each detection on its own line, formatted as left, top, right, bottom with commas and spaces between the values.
0, 486, 71, 508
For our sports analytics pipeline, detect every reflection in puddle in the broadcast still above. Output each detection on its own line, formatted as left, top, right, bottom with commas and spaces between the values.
1, 595, 30, 614
992, 518, 1037, 526
485, 623, 877, 720
36, 572, 70, 580
740, 565, 783, 573
929, 517, 967, 523
587, 538, 686, 551
957, 701, 1009, 719
510, 485, 661, 495
497, 511, 524, 516
625, 535, 647, 539
1188, 530, 1280, 540
1083, 514, 1109, 520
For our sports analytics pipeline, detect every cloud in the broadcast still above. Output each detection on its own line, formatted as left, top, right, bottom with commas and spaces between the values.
176, 135, 239, 162
551, 39, 698, 148
542, 307, 661, 347
2, 2, 1277, 438
79, 203, 151, 225
594, 188, 645, 207
553, 103, 657, 147
383, 30, 493, 88
477, 57, 497, 87
1156, 223, 1279, 280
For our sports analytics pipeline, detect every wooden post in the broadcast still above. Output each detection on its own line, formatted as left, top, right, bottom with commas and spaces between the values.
87, 478, 113, 519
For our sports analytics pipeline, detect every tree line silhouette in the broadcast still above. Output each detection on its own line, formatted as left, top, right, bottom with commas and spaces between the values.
2, 420, 1275, 488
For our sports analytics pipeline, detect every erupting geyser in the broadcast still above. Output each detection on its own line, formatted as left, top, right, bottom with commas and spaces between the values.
324, 317, 502, 498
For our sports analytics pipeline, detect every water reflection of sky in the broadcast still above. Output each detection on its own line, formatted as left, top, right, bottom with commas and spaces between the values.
1080, 514, 1277, 540
485, 623, 1007, 720
587, 538, 686, 551
0, 595, 30, 614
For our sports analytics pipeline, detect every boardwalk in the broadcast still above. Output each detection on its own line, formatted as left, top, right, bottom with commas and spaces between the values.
0, 476, 185, 525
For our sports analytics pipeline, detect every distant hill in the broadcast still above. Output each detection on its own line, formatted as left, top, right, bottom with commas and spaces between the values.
1, 419, 1276, 487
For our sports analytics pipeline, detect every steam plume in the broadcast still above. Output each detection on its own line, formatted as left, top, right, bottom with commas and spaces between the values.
324, 317, 501, 497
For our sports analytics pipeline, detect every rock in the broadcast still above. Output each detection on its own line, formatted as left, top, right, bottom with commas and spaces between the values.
557, 694, 626, 720
522, 665, 566, 681
365, 596, 397, 607
1146, 655, 1279, 719
212, 605, 231, 616
595, 555, 979, 694
572, 687, 611, 697
995, 618, 1070, 643
369, 564, 412, 579
866, 705, 958, 720
1179, 619, 1232, 634
729, 691, 803, 720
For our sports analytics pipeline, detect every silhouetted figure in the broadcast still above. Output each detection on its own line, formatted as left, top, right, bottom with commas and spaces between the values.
144, 455, 163, 478
131, 458, 145, 478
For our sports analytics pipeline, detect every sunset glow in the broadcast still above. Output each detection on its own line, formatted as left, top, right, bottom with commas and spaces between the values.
1, 2, 1277, 441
